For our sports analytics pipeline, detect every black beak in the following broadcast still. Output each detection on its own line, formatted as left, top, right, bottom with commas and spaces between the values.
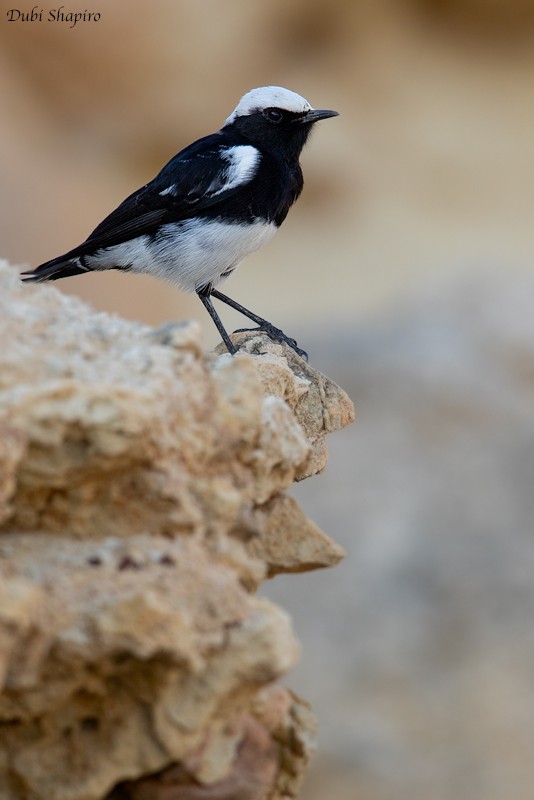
299, 108, 339, 124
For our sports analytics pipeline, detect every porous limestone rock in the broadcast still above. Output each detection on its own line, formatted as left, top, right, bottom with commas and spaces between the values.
0, 260, 354, 800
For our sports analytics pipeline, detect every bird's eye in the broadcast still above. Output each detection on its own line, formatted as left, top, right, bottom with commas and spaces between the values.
263, 108, 284, 124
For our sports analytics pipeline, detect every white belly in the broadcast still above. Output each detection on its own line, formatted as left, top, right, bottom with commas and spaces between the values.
86, 218, 277, 293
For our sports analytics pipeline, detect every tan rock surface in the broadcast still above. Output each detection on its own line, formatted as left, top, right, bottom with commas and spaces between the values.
0, 261, 354, 800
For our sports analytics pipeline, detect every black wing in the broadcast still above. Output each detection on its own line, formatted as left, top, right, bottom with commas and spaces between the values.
80, 132, 257, 253
22, 132, 266, 283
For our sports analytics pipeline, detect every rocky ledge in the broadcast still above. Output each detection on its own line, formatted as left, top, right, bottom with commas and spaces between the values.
0, 261, 354, 800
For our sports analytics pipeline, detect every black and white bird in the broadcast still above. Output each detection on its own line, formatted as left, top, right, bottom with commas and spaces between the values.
22, 86, 338, 359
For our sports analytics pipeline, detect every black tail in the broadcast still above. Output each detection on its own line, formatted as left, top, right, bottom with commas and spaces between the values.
21, 257, 88, 283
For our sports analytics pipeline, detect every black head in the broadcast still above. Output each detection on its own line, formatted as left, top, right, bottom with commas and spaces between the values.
222, 86, 338, 160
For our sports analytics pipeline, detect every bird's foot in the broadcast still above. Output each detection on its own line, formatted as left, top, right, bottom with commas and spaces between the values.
234, 323, 308, 361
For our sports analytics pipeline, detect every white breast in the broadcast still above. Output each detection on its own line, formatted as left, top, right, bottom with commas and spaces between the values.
86, 218, 277, 293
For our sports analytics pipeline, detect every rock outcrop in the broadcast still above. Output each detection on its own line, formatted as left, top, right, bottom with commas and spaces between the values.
0, 261, 354, 800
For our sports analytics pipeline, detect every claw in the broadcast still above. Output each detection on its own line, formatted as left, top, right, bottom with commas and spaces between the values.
233, 324, 308, 361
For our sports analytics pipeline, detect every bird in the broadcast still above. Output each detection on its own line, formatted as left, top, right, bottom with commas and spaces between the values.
21, 86, 338, 359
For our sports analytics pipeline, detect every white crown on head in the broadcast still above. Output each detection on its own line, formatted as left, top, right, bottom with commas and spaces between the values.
225, 86, 312, 126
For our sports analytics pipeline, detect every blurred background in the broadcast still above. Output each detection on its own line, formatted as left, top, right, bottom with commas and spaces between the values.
2, 1, 534, 798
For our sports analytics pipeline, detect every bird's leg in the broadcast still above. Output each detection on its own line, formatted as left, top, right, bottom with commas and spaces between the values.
209, 288, 308, 361
209, 289, 265, 326
197, 288, 236, 355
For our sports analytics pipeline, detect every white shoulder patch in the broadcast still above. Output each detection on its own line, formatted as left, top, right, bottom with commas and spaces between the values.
225, 86, 312, 125
209, 145, 261, 196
